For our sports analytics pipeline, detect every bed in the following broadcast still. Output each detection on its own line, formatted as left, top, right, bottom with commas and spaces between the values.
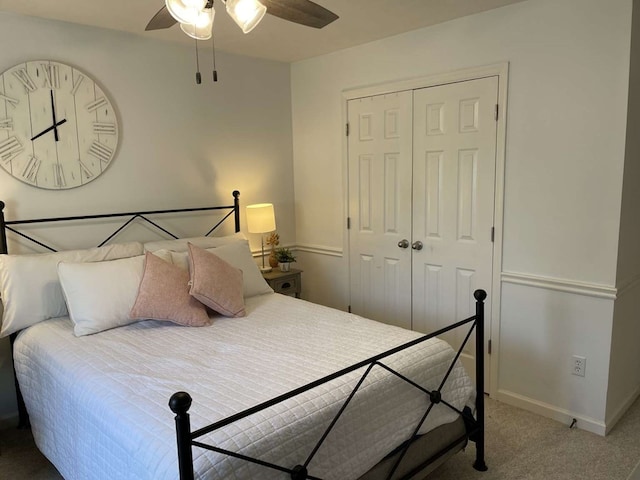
0, 191, 488, 480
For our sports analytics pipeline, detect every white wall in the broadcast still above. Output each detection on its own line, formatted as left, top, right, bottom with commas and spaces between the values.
291, 0, 632, 433
0, 12, 294, 422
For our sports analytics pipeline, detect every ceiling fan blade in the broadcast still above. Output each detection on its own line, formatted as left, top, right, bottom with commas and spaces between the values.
261, 0, 338, 29
145, 5, 178, 31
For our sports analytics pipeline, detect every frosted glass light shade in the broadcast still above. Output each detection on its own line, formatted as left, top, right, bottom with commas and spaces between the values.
180, 7, 214, 40
225, 0, 267, 34
166, 0, 207, 25
246, 203, 276, 233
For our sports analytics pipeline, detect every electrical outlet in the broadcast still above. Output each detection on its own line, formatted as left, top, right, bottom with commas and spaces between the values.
572, 355, 586, 377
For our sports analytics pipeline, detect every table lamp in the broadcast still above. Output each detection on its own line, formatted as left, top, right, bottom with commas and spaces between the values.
246, 203, 276, 273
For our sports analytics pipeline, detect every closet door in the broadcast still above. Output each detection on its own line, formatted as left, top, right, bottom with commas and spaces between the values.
347, 92, 413, 329
412, 76, 498, 383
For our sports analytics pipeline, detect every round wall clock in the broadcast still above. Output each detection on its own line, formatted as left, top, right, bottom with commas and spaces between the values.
0, 60, 119, 189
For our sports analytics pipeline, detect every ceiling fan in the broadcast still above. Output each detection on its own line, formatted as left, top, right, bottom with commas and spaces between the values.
146, 0, 339, 40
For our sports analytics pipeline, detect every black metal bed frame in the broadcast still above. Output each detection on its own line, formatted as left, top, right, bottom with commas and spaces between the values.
169, 289, 488, 480
0, 190, 488, 479
0, 190, 241, 429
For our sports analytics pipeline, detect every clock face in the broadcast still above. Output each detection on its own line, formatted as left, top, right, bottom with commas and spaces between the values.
0, 60, 119, 189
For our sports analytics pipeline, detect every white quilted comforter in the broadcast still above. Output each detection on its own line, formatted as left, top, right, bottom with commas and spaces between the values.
14, 293, 474, 480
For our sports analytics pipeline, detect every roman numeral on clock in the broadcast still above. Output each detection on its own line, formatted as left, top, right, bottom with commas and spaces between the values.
88, 141, 113, 163
71, 74, 85, 96
0, 136, 23, 163
86, 97, 107, 113
0, 93, 19, 107
12, 68, 37, 93
22, 156, 41, 183
53, 163, 66, 188
0, 118, 13, 130
79, 160, 94, 179
93, 122, 116, 135
41, 63, 60, 89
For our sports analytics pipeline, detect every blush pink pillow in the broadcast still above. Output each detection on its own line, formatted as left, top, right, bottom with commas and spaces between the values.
130, 252, 211, 327
187, 243, 246, 318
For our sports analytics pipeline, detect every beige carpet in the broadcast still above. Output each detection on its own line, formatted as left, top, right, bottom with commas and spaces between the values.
1, 396, 640, 479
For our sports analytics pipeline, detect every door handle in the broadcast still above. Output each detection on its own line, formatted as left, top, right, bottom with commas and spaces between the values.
397, 239, 410, 249
412, 241, 423, 251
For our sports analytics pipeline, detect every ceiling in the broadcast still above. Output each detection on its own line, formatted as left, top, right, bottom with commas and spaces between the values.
0, 0, 527, 63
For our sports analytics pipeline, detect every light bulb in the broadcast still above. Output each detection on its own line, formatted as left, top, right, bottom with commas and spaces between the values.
225, 0, 266, 34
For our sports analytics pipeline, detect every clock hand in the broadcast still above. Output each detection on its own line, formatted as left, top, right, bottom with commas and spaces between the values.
50, 90, 59, 142
31, 118, 67, 142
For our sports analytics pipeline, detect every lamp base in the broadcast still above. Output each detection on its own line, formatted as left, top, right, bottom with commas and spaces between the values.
259, 266, 272, 273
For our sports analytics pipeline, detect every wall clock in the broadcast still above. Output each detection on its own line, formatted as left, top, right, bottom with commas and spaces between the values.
0, 60, 119, 189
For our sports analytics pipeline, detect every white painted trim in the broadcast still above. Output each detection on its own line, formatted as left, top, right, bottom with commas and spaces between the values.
343, 63, 511, 100
605, 384, 640, 435
501, 271, 617, 300
342, 62, 509, 398
296, 243, 343, 257
496, 389, 607, 436
252, 244, 344, 258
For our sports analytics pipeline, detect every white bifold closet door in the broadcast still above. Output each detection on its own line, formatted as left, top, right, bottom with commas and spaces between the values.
348, 77, 498, 386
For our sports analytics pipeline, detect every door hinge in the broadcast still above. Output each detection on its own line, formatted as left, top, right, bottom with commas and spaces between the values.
347, 217, 351, 229
488, 339, 492, 355
495, 104, 499, 121
346, 122, 350, 136
348, 305, 352, 313
491, 226, 495, 242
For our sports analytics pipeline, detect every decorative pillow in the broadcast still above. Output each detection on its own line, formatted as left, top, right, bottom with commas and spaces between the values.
130, 252, 211, 327
143, 232, 247, 253
0, 242, 144, 337
187, 244, 246, 318
170, 240, 273, 298
58, 255, 146, 336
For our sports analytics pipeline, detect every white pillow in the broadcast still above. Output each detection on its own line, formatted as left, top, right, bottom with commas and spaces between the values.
170, 240, 273, 298
143, 232, 246, 252
58, 255, 146, 336
0, 242, 144, 337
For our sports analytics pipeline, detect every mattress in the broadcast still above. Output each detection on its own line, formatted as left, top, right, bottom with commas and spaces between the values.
14, 293, 474, 480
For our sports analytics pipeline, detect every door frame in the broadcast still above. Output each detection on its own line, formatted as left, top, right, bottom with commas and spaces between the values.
342, 63, 509, 397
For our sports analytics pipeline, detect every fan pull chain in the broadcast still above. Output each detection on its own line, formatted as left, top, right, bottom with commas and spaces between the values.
194, 36, 202, 85
212, 33, 218, 82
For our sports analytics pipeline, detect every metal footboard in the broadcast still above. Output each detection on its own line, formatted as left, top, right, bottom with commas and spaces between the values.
170, 289, 488, 480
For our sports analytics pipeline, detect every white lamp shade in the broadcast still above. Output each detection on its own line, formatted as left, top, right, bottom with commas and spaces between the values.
246, 203, 276, 233
180, 7, 215, 40
225, 0, 267, 34
166, 0, 208, 25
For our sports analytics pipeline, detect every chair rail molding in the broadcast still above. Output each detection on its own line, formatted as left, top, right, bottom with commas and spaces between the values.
501, 271, 617, 300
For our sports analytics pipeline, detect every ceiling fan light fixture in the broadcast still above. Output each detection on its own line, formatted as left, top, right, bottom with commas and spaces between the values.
225, 0, 267, 34
180, 6, 215, 40
165, 0, 208, 25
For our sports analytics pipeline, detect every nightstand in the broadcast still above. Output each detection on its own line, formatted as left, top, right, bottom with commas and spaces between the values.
262, 268, 302, 298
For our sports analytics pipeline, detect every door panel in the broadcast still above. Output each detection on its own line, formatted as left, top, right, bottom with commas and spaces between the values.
347, 92, 413, 329
412, 77, 498, 384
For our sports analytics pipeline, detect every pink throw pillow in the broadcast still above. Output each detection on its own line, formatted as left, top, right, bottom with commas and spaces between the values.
188, 243, 246, 318
130, 252, 211, 327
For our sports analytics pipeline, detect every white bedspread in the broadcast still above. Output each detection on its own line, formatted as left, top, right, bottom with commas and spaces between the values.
14, 293, 474, 480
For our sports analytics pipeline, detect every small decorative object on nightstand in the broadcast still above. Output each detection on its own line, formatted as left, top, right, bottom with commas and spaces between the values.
263, 268, 302, 298
274, 247, 296, 272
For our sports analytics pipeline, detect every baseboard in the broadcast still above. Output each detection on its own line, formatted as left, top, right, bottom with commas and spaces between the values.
605, 385, 640, 435
496, 389, 607, 436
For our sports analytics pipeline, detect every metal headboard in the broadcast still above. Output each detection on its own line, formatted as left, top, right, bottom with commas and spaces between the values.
0, 190, 241, 255
0, 190, 241, 428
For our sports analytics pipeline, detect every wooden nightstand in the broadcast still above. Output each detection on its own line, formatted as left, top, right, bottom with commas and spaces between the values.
262, 268, 302, 298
